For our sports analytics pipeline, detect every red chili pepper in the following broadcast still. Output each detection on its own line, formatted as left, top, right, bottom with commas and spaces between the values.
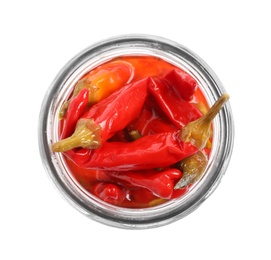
67, 131, 198, 171
60, 88, 89, 139
93, 182, 126, 204
66, 154, 182, 200
148, 77, 202, 128
52, 77, 149, 152
163, 68, 198, 101
108, 168, 182, 199
82, 76, 149, 140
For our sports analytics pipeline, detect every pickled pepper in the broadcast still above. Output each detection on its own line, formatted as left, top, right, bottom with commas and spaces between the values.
148, 77, 202, 128
52, 77, 149, 152
67, 131, 198, 171
60, 88, 89, 139
163, 68, 198, 101
59, 61, 133, 119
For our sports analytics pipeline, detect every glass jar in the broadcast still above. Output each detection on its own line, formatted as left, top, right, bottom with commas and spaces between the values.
38, 34, 234, 229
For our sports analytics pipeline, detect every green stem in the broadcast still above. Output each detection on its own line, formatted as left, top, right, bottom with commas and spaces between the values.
52, 118, 101, 152
180, 93, 229, 149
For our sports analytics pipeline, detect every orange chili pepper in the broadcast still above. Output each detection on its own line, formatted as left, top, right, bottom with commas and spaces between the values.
59, 60, 133, 119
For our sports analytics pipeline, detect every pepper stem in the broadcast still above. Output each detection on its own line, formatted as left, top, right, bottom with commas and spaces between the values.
180, 93, 229, 149
174, 150, 208, 189
51, 118, 102, 152
59, 78, 98, 120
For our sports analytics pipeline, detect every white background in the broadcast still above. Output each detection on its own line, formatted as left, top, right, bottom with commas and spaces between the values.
1, 0, 270, 259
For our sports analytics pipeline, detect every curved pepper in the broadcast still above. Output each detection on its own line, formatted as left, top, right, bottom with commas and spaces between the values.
59, 61, 134, 119
108, 168, 182, 199
67, 131, 198, 171
52, 77, 149, 152
163, 68, 198, 101
60, 88, 89, 139
66, 156, 182, 200
148, 77, 202, 128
